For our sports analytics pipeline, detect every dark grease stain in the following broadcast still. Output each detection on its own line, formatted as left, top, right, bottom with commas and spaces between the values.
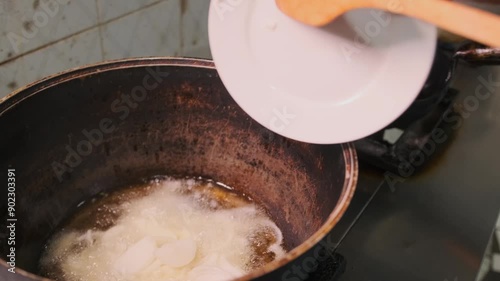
7, 81, 18, 90
33, 0, 40, 9
23, 21, 34, 32
180, 0, 188, 15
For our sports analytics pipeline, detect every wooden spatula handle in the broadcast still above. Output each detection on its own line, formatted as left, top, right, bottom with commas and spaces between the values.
369, 0, 500, 47
277, 0, 500, 47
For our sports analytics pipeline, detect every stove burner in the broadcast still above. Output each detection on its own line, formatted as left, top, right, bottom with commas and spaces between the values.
305, 42, 500, 280
353, 42, 500, 173
306, 252, 346, 281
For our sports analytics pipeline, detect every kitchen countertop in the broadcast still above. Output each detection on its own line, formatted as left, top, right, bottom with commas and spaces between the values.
335, 63, 500, 280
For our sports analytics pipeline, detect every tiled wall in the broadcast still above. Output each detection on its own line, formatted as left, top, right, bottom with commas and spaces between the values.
0, 0, 211, 98
1, 1, 500, 278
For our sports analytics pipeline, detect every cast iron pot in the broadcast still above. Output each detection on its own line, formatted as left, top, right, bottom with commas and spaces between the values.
0, 58, 357, 281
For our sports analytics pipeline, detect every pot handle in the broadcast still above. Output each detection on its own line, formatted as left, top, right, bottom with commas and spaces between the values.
453, 42, 500, 64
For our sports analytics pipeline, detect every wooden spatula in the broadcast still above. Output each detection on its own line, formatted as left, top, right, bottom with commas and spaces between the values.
275, 0, 500, 47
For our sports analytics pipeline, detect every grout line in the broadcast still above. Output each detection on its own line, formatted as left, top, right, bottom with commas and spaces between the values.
0, 26, 99, 67
179, 0, 186, 55
94, 0, 105, 60
0, 0, 166, 67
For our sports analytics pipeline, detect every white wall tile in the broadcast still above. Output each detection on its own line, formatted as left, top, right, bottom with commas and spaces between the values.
0, 27, 102, 99
0, 0, 212, 98
0, 0, 98, 63
182, 45, 212, 59
493, 254, 500, 273
178, 0, 211, 58
97, 0, 161, 22
101, 0, 181, 60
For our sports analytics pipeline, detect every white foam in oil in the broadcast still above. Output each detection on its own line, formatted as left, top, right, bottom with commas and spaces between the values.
40, 178, 286, 281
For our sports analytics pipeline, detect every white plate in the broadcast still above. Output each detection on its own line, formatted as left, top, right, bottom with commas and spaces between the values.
209, 0, 437, 144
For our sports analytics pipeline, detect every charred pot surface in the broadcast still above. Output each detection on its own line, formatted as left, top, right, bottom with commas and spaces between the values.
0, 58, 356, 281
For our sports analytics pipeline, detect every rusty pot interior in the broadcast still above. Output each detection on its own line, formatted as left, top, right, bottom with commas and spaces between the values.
0, 58, 356, 280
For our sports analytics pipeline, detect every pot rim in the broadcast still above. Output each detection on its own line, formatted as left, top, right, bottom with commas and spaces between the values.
0, 57, 358, 281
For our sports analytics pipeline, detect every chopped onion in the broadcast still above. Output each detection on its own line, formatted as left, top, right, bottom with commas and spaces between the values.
113, 236, 157, 275
155, 239, 197, 268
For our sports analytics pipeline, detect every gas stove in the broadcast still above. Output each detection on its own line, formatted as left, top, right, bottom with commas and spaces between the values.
311, 42, 500, 281
354, 42, 496, 174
